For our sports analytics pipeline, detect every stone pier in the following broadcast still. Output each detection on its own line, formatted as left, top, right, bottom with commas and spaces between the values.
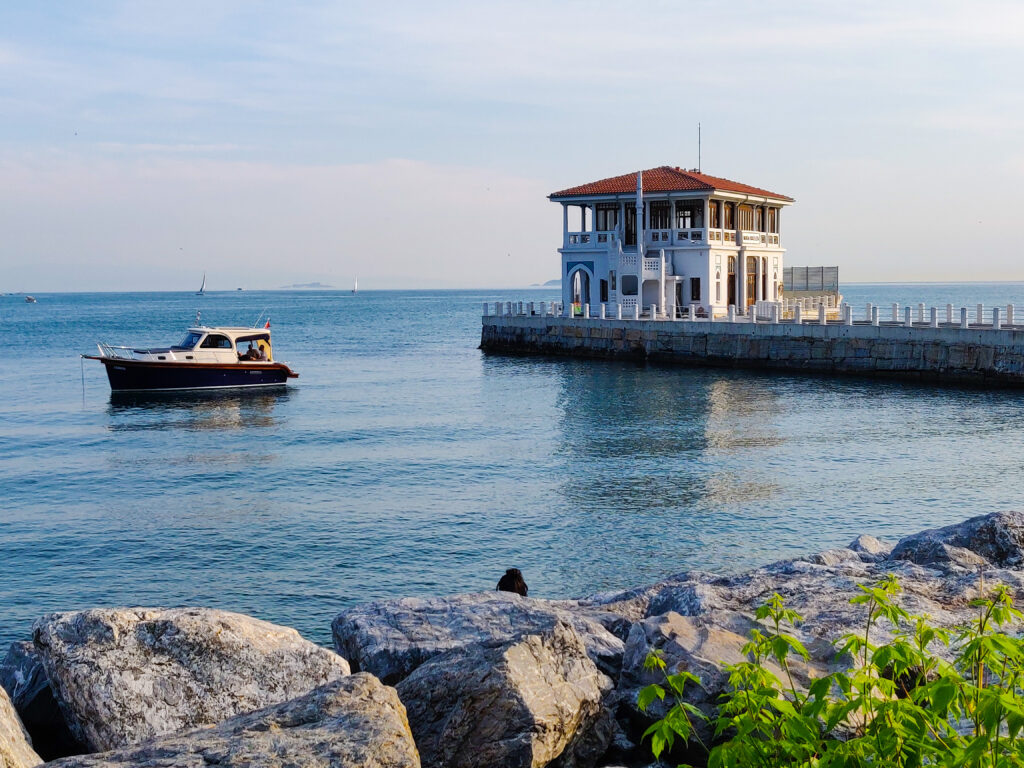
480, 313, 1024, 387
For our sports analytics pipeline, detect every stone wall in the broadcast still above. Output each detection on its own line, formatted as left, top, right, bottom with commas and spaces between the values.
480, 315, 1024, 387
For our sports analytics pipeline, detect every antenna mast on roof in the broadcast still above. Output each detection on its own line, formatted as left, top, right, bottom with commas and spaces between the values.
698, 122, 701, 173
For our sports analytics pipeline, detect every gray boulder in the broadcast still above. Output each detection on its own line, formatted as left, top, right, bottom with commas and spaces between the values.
33, 607, 350, 752
848, 534, 893, 560
396, 621, 610, 768
333, 592, 624, 684
0, 684, 41, 768
45, 674, 419, 768
889, 512, 1024, 569
0, 641, 82, 760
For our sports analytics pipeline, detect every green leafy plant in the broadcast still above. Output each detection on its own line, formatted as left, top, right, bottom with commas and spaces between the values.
637, 575, 1024, 767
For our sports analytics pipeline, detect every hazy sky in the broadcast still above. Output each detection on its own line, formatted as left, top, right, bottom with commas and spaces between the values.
2, 1, 1023, 291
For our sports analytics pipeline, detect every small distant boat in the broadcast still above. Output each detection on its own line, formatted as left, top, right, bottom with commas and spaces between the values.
82, 320, 299, 392
196, 273, 206, 296
352, 278, 358, 294
24, 296, 37, 303
236, 287, 243, 291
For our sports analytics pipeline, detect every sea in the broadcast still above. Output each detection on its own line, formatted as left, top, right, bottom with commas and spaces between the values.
3, 283, 1024, 650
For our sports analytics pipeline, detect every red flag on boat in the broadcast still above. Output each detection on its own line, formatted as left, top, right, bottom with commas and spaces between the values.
265, 318, 271, 329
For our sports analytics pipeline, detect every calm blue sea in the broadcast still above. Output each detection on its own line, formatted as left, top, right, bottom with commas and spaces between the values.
3, 283, 1024, 650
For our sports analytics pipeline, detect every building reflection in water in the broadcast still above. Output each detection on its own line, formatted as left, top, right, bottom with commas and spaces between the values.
106, 388, 291, 433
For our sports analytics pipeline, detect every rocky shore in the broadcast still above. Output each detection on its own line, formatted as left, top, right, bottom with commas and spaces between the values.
4, 512, 1024, 768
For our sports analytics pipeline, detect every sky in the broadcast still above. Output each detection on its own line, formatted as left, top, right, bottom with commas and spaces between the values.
2, 0, 1023, 292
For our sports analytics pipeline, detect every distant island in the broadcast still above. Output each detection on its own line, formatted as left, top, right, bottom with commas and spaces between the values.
529, 279, 560, 288
279, 282, 334, 289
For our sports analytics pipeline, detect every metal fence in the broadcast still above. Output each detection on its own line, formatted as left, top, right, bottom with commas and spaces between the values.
784, 266, 839, 292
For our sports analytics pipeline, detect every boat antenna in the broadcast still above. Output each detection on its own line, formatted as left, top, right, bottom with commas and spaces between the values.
252, 307, 269, 329
698, 122, 701, 173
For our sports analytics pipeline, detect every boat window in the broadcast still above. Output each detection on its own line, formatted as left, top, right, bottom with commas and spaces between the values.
174, 332, 203, 350
200, 334, 233, 349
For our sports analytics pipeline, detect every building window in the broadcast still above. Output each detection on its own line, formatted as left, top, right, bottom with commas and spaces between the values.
649, 201, 670, 229
596, 205, 618, 231
674, 199, 703, 229
756, 206, 764, 231
621, 275, 638, 296
716, 281, 721, 302
600, 280, 608, 303
609, 270, 616, 291
690, 277, 701, 302
708, 201, 720, 228
738, 204, 756, 231
768, 207, 778, 233
723, 202, 735, 230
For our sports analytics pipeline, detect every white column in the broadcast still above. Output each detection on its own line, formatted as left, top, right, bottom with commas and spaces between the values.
892, 303, 899, 322
1008, 304, 1015, 326
946, 303, 953, 324
755, 258, 763, 302
738, 257, 747, 312
917, 303, 924, 323
728, 305, 735, 322
993, 306, 1002, 329
871, 306, 879, 326
633, 303, 639, 320
818, 303, 826, 325
904, 307, 912, 327
930, 307, 938, 328
562, 204, 568, 249
583, 303, 590, 319
961, 307, 969, 329
600, 303, 606, 319
794, 304, 802, 324
977, 303, 984, 324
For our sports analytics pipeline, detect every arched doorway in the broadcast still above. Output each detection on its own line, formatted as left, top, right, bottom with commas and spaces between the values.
570, 268, 591, 314
746, 256, 757, 307
727, 256, 736, 307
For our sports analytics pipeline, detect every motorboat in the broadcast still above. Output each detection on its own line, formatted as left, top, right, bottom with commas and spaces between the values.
83, 321, 299, 392
24, 295, 37, 303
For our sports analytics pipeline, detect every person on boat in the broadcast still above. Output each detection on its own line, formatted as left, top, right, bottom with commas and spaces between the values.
496, 568, 528, 597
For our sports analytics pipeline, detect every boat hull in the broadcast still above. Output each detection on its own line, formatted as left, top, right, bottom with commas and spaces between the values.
86, 357, 298, 392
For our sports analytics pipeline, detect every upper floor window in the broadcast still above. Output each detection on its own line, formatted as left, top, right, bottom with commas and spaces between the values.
756, 206, 764, 232
649, 202, 670, 229
767, 207, 778, 233
596, 205, 618, 232
674, 200, 703, 229
723, 202, 735, 230
738, 204, 755, 231
708, 201, 720, 228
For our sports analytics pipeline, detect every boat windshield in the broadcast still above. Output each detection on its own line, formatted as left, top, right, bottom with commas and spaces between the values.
174, 332, 204, 350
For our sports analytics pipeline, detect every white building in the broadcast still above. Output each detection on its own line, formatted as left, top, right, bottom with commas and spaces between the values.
550, 166, 793, 317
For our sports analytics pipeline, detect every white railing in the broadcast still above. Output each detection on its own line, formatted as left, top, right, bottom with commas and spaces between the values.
674, 228, 704, 243
642, 257, 661, 277
482, 300, 1024, 333
97, 342, 139, 360
565, 230, 617, 248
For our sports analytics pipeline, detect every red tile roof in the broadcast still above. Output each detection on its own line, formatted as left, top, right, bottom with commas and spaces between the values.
550, 166, 793, 202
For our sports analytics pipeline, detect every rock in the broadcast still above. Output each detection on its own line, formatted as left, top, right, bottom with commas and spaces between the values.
889, 512, 1024, 569
0, 642, 83, 760
44, 674, 419, 768
806, 548, 860, 567
0, 684, 41, 768
848, 534, 893, 560
333, 592, 624, 684
396, 621, 610, 768
32, 607, 350, 752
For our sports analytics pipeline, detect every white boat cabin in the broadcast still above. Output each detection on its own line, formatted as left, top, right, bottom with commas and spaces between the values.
550, 166, 793, 318
98, 326, 275, 364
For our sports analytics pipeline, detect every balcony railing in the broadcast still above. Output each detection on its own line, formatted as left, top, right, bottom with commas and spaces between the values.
565, 230, 618, 248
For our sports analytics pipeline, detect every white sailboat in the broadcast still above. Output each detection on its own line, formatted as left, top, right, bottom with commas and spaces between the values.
352, 277, 358, 294
196, 273, 206, 296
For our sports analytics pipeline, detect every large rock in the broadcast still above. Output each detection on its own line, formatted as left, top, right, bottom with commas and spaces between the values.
45, 674, 419, 768
333, 592, 624, 684
889, 512, 1024, 569
32, 607, 350, 752
0, 684, 41, 768
396, 621, 610, 768
618, 611, 829, 746
0, 642, 83, 760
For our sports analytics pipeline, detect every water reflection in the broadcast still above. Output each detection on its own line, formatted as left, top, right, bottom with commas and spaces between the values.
550, 362, 785, 513
106, 388, 291, 432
